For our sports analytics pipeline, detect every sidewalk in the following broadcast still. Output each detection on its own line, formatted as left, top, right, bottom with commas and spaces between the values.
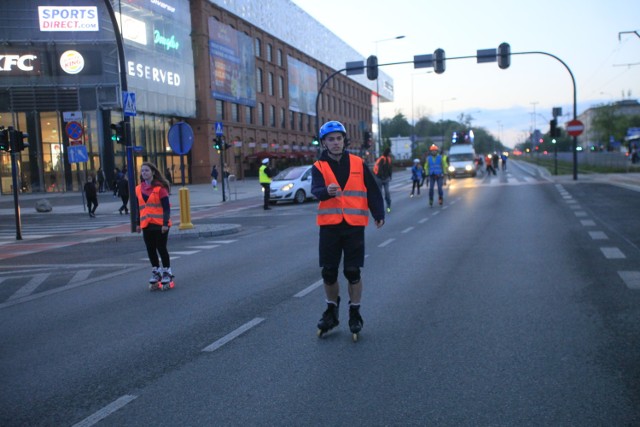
0, 178, 265, 241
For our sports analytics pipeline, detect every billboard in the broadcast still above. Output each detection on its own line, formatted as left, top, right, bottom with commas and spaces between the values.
287, 56, 317, 116
208, 18, 256, 107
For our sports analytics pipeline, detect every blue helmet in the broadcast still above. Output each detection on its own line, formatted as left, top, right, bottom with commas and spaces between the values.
319, 121, 346, 140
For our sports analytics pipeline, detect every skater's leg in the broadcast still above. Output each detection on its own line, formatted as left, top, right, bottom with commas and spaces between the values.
142, 228, 161, 268
322, 266, 340, 303
344, 267, 362, 304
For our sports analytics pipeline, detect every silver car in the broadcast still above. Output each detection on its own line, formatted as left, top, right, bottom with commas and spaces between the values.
269, 165, 316, 204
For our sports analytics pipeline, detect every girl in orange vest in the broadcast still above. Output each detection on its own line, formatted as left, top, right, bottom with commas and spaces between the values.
136, 162, 173, 288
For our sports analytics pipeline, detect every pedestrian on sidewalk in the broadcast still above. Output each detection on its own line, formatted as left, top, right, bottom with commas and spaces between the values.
373, 147, 393, 213
117, 175, 130, 215
210, 165, 218, 189
97, 168, 106, 193
311, 120, 385, 338
83, 174, 98, 218
259, 158, 274, 210
136, 162, 174, 287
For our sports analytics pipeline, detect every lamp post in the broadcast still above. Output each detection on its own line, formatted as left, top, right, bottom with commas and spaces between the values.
374, 35, 405, 156
530, 101, 539, 154
440, 97, 456, 146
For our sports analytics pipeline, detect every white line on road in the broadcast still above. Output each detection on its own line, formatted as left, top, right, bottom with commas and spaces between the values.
202, 317, 265, 352
580, 220, 596, 226
187, 245, 220, 249
71, 394, 138, 427
432, 211, 440, 216
574, 211, 588, 217
418, 218, 429, 224
588, 231, 608, 240
209, 240, 237, 244
9, 273, 48, 300
69, 269, 92, 284
378, 238, 395, 248
294, 279, 323, 298
618, 271, 640, 290
171, 251, 200, 255
401, 227, 414, 233
600, 247, 626, 259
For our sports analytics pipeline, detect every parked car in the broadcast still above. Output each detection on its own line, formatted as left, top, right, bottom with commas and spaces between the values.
269, 165, 316, 204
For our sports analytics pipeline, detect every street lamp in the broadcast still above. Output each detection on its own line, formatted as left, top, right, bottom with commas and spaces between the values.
374, 35, 405, 156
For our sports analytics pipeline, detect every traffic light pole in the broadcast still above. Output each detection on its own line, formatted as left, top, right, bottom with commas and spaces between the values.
8, 128, 23, 240
104, 0, 138, 232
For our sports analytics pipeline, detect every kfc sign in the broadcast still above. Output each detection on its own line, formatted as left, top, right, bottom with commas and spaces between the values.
0, 54, 40, 75
38, 6, 99, 31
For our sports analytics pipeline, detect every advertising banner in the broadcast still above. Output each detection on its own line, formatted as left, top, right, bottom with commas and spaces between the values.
287, 56, 317, 116
208, 18, 256, 107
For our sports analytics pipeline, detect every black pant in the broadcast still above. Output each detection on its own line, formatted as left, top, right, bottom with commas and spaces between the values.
142, 227, 170, 269
119, 194, 129, 213
86, 197, 98, 214
261, 183, 270, 208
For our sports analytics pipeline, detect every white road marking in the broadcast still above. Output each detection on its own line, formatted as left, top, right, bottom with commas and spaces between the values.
209, 240, 237, 244
574, 211, 588, 217
71, 395, 138, 427
294, 279, 323, 298
69, 269, 92, 284
9, 273, 48, 300
581, 220, 596, 226
418, 218, 429, 224
600, 247, 626, 259
171, 251, 200, 255
618, 271, 640, 290
378, 238, 395, 248
401, 227, 414, 233
588, 231, 608, 240
187, 245, 220, 249
202, 317, 265, 352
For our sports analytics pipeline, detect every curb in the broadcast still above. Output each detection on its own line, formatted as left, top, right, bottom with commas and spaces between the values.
108, 223, 242, 242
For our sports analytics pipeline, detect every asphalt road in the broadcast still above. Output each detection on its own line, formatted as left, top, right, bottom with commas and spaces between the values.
1, 161, 639, 426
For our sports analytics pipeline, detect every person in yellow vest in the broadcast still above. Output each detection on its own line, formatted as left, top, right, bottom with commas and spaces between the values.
259, 157, 274, 210
136, 161, 173, 287
311, 120, 385, 339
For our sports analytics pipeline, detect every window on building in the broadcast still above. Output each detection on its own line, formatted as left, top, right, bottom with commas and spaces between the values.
245, 106, 253, 124
270, 105, 276, 127
267, 44, 273, 62
255, 38, 261, 58
278, 76, 284, 98
277, 49, 283, 67
290, 111, 294, 130
215, 99, 225, 121
280, 107, 286, 128
231, 103, 239, 122
268, 72, 274, 96
299, 113, 303, 131
256, 68, 263, 93
258, 102, 264, 126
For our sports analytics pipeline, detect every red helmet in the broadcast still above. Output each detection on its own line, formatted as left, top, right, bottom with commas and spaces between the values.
429, 144, 439, 151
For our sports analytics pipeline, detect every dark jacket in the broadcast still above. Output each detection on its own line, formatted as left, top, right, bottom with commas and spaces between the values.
311, 150, 385, 223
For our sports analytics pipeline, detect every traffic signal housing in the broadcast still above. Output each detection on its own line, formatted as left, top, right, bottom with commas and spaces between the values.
550, 119, 558, 138
110, 121, 125, 144
0, 127, 8, 152
498, 42, 511, 69
213, 136, 221, 150
434, 48, 446, 74
12, 129, 28, 151
363, 131, 372, 149
366, 55, 378, 80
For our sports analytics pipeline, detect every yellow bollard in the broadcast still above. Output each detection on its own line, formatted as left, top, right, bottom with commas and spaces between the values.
178, 187, 194, 230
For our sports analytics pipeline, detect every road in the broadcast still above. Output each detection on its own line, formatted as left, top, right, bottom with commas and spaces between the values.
1, 161, 639, 426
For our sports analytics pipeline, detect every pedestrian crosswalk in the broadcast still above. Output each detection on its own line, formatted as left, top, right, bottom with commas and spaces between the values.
0, 215, 129, 243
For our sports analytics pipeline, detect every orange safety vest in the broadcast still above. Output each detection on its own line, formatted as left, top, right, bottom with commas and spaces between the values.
314, 154, 369, 226
136, 184, 172, 228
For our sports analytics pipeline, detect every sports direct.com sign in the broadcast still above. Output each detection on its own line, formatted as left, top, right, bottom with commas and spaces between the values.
38, 6, 99, 31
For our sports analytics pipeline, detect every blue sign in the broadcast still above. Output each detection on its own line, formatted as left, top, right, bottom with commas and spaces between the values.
168, 122, 194, 155
215, 122, 223, 136
123, 91, 137, 117
67, 145, 88, 163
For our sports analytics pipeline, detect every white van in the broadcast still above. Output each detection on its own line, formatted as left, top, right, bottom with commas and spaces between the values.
447, 144, 477, 177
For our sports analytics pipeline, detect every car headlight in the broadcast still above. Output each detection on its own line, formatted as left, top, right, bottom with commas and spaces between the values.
448, 166, 455, 172
281, 183, 294, 192
465, 164, 473, 171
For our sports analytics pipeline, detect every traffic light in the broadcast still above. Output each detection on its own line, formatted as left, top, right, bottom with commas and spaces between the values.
110, 121, 125, 144
550, 119, 558, 138
213, 136, 221, 150
311, 137, 319, 146
498, 42, 511, 69
434, 48, 445, 74
363, 131, 371, 149
366, 55, 378, 80
0, 127, 8, 152
12, 129, 28, 151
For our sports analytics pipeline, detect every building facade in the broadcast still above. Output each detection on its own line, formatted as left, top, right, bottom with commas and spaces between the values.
0, 0, 387, 195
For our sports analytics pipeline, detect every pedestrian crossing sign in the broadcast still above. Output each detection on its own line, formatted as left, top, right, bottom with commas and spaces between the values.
123, 91, 137, 117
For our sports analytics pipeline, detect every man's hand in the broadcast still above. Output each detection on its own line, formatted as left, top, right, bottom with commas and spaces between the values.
375, 219, 384, 228
327, 183, 340, 197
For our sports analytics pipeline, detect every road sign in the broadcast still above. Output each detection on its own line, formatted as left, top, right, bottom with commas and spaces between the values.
168, 122, 194, 155
215, 122, 223, 136
67, 145, 88, 163
65, 121, 83, 140
69, 140, 83, 146
566, 119, 585, 137
123, 91, 137, 117
63, 111, 82, 122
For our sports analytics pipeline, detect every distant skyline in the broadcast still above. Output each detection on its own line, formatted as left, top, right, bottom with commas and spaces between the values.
292, 0, 640, 147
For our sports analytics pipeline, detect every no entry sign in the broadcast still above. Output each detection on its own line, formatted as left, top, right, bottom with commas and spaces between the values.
566, 119, 584, 137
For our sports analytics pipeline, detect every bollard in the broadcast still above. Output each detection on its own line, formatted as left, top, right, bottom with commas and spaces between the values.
178, 187, 194, 230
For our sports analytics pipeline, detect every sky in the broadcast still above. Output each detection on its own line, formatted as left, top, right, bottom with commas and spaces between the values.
291, 0, 640, 147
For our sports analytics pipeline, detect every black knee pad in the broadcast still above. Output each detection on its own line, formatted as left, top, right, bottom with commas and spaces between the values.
322, 266, 339, 284
343, 267, 361, 285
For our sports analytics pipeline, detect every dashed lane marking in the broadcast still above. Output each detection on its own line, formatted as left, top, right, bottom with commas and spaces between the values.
618, 271, 640, 290
9, 273, 48, 300
418, 218, 429, 224
588, 231, 608, 240
71, 395, 138, 427
581, 220, 596, 226
378, 238, 395, 248
401, 227, 414, 233
202, 317, 265, 352
574, 211, 588, 217
294, 279, 323, 298
600, 247, 626, 259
